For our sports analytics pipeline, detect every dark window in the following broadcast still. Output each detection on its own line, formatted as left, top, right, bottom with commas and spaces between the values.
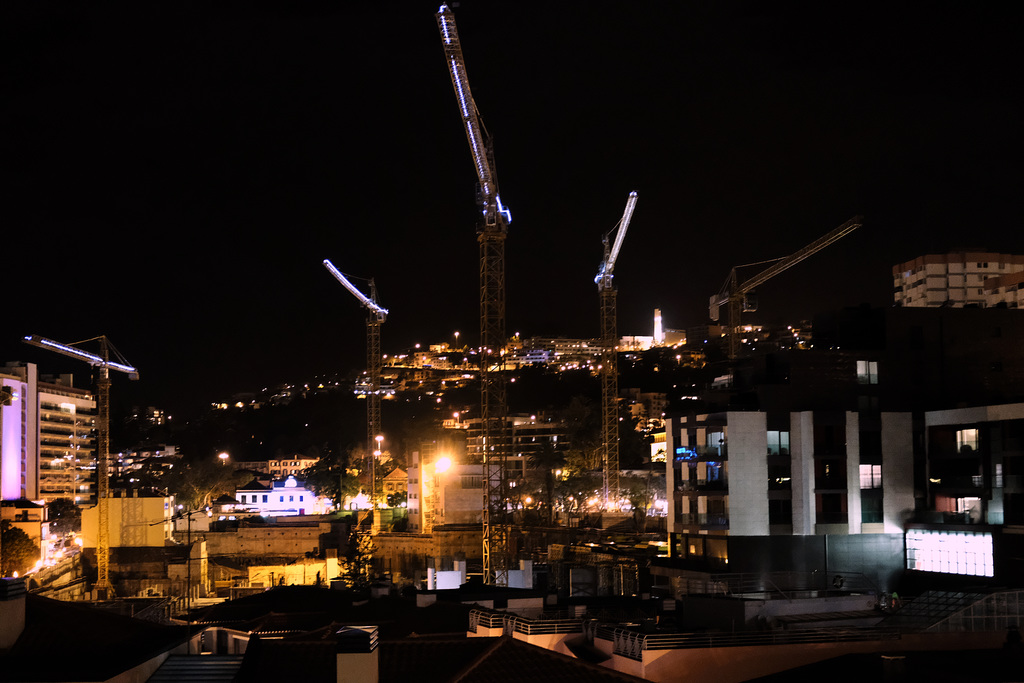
769, 498, 792, 525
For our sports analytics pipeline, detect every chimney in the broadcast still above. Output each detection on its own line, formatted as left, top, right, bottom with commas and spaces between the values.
335, 625, 378, 683
0, 578, 27, 650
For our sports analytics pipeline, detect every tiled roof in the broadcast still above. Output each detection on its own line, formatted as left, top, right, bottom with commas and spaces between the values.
443, 637, 648, 683
236, 478, 272, 492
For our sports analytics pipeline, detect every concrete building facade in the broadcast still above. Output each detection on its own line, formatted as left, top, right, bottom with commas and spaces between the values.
893, 251, 1024, 308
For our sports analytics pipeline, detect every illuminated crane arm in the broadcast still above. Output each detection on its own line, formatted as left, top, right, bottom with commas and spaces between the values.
23, 335, 139, 379
595, 191, 638, 289
323, 260, 388, 322
436, 3, 510, 227
709, 215, 863, 319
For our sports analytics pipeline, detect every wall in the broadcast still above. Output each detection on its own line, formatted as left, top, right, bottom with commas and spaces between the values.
81, 495, 173, 548
374, 526, 482, 581
200, 524, 330, 557
727, 412, 769, 535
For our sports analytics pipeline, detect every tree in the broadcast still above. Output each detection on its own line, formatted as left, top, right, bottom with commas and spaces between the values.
46, 498, 81, 537
303, 447, 361, 510
341, 529, 376, 592
164, 458, 251, 509
386, 490, 407, 508
1, 520, 38, 577
560, 395, 601, 474
618, 403, 652, 470
527, 441, 566, 525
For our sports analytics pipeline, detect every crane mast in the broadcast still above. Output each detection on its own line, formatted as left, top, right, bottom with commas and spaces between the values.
323, 260, 388, 508
595, 192, 638, 508
23, 335, 138, 599
437, 3, 512, 586
710, 216, 863, 359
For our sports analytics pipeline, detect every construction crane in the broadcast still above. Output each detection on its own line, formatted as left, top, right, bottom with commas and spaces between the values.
323, 259, 388, 509
436, 3, 512, 586
709, 216, 863, 359
23, 334, 138, 599
595, 191, 638, 508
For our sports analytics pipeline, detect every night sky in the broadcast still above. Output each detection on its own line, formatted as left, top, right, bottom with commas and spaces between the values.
4, 3, 1022, 416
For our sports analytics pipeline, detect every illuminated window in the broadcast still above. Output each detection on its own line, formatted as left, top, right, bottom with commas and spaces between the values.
956, 428, 979, 453
767, 431, 790, 456
707, 431, 726, 456
859, 464, 882, 489
856, 360, 878, 385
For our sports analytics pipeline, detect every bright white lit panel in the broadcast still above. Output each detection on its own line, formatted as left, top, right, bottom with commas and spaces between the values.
906, 529, 994, 577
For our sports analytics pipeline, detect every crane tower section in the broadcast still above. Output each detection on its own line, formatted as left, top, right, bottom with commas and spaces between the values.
323, 260, 388, 507
596, 192, 638, 507
23, 335, 138, 599
437, 3, 512, 585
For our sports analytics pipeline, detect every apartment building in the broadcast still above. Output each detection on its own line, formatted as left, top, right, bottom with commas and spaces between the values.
893, 251, 1024, 308
660, 306, 1024, 589
1, 362, 97, 504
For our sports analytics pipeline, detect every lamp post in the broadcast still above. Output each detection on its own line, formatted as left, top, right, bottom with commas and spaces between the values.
372, 435, 384, 508
169, 505, 211, 651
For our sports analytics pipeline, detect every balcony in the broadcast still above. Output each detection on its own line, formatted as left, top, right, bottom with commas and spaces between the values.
814, 476, 847, 491
676, 513, 729, 528
815, 511, 848, 524
676, 478, 728, 492
929, 475, 986, 492
694, 445, 728, 459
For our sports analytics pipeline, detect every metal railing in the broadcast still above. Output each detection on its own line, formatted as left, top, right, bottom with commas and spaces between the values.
599, 625, 902, 660
503, 614, 584, 636
470, 608, 584, 637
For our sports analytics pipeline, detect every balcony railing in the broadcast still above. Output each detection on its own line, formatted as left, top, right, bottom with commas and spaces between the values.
676, 479, 728, 491
694, 445, 728, 459
676, 513, 729, 527
814, 476, 847, 490
929, 475, 986, 490
599, 626, 901, 660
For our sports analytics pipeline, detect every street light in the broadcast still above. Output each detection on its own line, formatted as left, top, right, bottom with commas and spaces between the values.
373, 435, 384, 508
218, 452, 229, 465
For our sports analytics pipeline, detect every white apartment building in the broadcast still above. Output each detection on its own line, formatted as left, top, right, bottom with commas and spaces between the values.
1, 363, 97, 504
893, 251, 1024, 308
666, 410, 916, 542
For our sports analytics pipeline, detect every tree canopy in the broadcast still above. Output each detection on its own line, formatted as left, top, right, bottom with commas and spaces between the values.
1, 520, 38, 577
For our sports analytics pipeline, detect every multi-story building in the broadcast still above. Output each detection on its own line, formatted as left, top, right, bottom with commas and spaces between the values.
458, 413, 570, 484
903, 402, 1024, 582
267, 456, 319, 478
518, 337, 602, 370
661, 305, 1024, 590
1, 362, 96, 505
893, 251, 1024, 308
666, 409, 915, 556
406, 449, 483, 533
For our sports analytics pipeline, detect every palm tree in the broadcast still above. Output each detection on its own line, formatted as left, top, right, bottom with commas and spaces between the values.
527, 441, 566, 526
